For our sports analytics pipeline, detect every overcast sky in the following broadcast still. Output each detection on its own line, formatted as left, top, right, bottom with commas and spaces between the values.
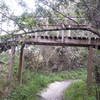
4, 0, 36, 16
0, 0, 37, 35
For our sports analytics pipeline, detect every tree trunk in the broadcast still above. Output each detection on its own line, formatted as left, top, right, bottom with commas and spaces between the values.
8, 46, 15, 81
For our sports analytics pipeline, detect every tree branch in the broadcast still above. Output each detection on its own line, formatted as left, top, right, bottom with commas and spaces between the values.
38, 0, 79, 25
0, 12, 27, 34
0, 27, 11, 34
11, 24, 100, 37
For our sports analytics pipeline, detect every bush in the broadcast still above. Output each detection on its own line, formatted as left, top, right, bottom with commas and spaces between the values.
64, 80, 96, 100
9, 73, 51, 100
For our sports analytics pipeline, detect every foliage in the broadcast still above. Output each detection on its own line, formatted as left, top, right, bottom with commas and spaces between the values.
13, 56, 19, 74
0, 56, 8, 63
16, 13, 37, 30
0, 54, 19, 74
76, 0, 100, 27
64, 80, 97, 100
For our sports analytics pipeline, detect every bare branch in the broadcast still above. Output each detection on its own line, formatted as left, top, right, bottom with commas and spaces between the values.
0, 27, 11, 34
0, 12, 27, 34
38, 0, 79, 25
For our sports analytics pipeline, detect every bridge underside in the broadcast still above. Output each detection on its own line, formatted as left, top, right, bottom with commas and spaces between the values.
0, 35, 100, 52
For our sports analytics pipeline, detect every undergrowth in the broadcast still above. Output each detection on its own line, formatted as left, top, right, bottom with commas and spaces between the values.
64, 80, 97, 100
1, 68, 86, 100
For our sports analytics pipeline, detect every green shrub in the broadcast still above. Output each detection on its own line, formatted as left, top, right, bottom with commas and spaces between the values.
64, 80, 96, 100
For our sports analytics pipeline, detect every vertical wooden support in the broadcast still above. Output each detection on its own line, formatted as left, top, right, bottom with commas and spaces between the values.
18, 44, 25, 85
87, 46, 94, 84
94, 46, 100, 100
68, 25, 71, 37
45, 17, 48, 35
61, 31, 64, 43
8, 46, 15, 81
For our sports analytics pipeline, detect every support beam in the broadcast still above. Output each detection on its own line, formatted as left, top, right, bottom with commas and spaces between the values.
18, 44, 25, 85
1, 36, 100, 51
87, 46, 94, 84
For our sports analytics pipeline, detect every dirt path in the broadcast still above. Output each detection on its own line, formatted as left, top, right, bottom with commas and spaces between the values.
38, 80, 74, 100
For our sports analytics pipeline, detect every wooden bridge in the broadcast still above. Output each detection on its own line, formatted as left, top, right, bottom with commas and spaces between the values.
1, 24, 99, 85
0, 35, 100, 52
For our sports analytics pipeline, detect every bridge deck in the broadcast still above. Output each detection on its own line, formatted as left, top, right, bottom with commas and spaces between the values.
0, 35, 100, 52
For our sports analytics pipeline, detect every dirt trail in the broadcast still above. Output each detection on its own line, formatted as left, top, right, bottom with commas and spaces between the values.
39, 80, 74, 100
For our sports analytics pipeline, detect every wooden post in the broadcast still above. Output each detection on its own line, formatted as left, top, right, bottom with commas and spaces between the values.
94, 46, 100, 100
18, 44, 25, 85
8, 46, 15, 81
87, 46, 94, 84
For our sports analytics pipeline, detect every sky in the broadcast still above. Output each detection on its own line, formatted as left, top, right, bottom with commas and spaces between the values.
0, 0, 80, 35
0, 0, 51, 35
4, 0, 36, 16
0, 0, 37, 35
